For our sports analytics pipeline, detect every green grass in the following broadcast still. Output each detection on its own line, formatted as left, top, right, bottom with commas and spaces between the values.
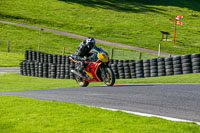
1, 73, 200, 92
0, 73, 79, 92
0, 0, 200, 55
0, 95, 199, 133
0, 23, 157, 67
0, 52, 24, 67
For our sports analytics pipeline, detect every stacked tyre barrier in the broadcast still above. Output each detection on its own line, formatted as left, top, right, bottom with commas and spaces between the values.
192, 54, 200, 73
20, 51, 200, 79
20, 51, 75, 79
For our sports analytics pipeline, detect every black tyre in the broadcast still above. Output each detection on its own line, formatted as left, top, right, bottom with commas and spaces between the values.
165, 61, 173, 65
158, 58, 165, 62
193, 70, 200, 73
150, 62, 157, 66
192, 62, 200, 66
136, 63, 143, 67
150, 58, 157, 62
181, 54, 191, 59
151, 69, 158, 73
193, 66, 200, 70
165, 65, 173, 69
173, 56, 181, 61
183, 71, 192, 74
182, 67, 192, 71
151, 73, 158, 77
158, 62, 165, 66
104, 67, 115, 86
158, 65, 165, 69
181, 59, 191, 64
166, 69, 173, 73
143, 63, 150, 67
174, 64, 182, 68
174, 68, 182, 72
173, 60, 181, 64
158, 73, 165, 76
192, 58, 200, 63
144, 73, 150, 77
143, 59, 150, 63
158, 69, 165, 73
166, 72, 174, 76
191, 54, 200, 58
165, 57, 173, 62
74, 75, 89, 87
182, 63, 191, 67
136, 74, 144, 78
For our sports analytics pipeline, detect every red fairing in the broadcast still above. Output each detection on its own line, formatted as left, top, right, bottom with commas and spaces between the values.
84, 60, 101, 82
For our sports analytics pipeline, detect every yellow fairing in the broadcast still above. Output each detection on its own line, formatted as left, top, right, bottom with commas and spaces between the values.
97, 52, 109, 62
85, 71, 93, 80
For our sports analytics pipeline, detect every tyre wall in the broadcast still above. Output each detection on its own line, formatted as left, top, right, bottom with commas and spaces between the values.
20, 51, 200, 79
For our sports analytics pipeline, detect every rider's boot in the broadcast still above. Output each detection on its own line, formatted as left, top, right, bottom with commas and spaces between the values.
76, 62, 87, 79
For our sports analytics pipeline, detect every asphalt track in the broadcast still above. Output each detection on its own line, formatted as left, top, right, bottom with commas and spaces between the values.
1, 84, 200, 123
0, 67, 20, 73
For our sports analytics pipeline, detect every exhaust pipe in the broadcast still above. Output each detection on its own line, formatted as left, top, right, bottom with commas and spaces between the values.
71, 70, 84, 78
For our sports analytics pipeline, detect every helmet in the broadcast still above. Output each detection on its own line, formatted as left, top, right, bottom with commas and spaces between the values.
86, 37, 95, 49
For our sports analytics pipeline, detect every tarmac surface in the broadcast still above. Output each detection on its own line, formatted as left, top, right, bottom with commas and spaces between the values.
0, 67, 20, 73
1, 84, 200, 123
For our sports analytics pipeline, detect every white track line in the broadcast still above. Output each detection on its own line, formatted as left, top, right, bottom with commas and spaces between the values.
96, 106, 200, 125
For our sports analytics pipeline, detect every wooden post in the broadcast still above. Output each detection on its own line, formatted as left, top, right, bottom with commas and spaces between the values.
38, 28, 43, 52
174, 17, 177, 44
139, 52, 142, 60
110, 48, 113, 59
158, 44, 161, 57
62, 47, 65, 56
7, 41, 10, 52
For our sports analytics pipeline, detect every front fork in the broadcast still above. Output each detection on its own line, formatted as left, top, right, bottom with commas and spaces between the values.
100, 67, 107, 81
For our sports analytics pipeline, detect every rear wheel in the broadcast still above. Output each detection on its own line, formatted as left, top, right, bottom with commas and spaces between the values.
74, 74, 89, 87
104, 67, 115, 86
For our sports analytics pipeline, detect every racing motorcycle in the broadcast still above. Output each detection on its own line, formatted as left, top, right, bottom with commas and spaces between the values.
69, 51, 115, 87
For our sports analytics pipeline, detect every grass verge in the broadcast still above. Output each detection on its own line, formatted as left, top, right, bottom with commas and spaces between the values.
0, 73, 200, 92
0, 95, 199, 133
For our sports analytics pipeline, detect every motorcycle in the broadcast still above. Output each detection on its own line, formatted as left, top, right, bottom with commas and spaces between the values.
69, 51, 115, 87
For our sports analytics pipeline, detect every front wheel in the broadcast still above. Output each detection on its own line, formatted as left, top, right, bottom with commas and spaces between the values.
74, 74, 89, 87
104, 67, 115, 86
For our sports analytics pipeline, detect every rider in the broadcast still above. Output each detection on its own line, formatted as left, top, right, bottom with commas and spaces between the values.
74, 37, 103, 78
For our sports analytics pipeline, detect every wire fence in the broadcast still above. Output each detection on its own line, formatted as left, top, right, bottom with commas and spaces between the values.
0, 38, 158, 60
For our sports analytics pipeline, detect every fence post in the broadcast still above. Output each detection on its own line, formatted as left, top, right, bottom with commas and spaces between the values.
62, 47, 65, 56
110, 48, 113, 59
139, 52, 142, 60
38, 28, 43, 52
158, 44, 161, 57
8, 40, 10, 52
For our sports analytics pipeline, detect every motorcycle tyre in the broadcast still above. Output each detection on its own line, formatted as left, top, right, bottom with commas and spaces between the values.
74, 74, 89, 87
104, 67, 115, 86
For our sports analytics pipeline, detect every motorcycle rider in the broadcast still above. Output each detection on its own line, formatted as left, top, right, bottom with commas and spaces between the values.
74, 37, 103, 78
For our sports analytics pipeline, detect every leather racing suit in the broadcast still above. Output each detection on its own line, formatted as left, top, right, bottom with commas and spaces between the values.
74, 40, 103, 76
